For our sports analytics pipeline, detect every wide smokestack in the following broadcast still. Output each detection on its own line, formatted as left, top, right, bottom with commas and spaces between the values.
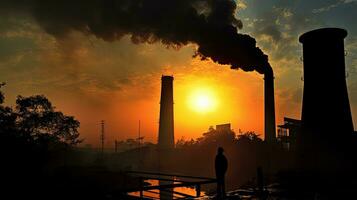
299, 28, 354, 138
298, 28, 354, 171
158, 75, 174, 149
264, 67, 276, 143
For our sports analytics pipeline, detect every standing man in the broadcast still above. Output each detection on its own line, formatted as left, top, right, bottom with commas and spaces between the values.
215, 147, 228, 198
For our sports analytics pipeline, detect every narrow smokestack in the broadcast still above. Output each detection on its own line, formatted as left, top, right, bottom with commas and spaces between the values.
299, 28, 354, 138
264, 66, 277, 143
158, 75, 174, 149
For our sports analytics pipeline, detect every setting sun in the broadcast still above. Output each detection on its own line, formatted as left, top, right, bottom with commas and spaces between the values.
188, 88, 217, 113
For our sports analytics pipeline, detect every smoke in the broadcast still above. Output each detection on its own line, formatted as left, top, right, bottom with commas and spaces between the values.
1, 0, 271, 74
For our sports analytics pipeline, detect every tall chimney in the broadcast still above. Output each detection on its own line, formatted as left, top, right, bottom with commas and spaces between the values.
299, 28, 354, 138
264, 66, 277, 143
158, 75, 174, 149
298, 28, 354, 171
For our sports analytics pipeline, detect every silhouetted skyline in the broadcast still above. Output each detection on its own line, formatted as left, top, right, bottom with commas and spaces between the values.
2, 1, 357, 199
0, 0, 356, 148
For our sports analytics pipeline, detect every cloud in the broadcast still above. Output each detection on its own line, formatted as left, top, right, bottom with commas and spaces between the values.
312, 0, 357, 13
0, 0, 277, 75
239, 5, 322, 65
0, 17, 196, 104
236, 0, 248, 10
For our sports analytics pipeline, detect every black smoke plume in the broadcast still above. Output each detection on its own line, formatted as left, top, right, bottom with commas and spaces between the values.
2, 0, 271, 74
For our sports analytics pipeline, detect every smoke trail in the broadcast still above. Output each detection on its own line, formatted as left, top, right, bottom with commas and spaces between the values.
1, 0, 271, 74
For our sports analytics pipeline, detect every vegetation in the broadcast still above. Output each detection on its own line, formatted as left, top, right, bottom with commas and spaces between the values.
173, 126, 269, 191
0, 84, 81, 146
0, 83, 142, 199
0, 83, 289, 198
0, 83, 82, 198
115, 138, 154, 152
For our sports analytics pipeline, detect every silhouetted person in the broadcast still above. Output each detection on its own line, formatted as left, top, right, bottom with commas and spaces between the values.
215, 147, 228, 198
257, 166, 267, 199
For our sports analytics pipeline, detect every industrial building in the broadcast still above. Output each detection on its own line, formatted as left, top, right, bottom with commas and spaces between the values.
277, 117, 301, 150
216, 123, 232, 132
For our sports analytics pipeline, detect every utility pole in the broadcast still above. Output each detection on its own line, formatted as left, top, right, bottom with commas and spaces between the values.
114, 140, 118, 153
138, 120, 141, 149
138, 120, 143, 167
101, 120, 105, 154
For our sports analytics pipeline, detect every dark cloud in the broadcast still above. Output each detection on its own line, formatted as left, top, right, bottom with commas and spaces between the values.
247, 6, 319, 61
0, 37, 35, 60
1, 0, 272, 74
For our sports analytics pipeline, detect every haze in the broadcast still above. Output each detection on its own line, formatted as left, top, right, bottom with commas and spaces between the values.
1, 0, 356, 147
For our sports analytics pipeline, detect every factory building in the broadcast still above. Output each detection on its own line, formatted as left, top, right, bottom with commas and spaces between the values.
277, 117, 301, 150
216, 123, 232, 132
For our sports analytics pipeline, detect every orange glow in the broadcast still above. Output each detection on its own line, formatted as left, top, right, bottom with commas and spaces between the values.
128, 179, 205, 198
187, 87, 218, 113
172, 69, 264, 140
50, 58, 269, 146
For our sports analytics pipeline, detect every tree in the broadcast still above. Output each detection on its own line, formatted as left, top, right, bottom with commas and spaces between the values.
15, 95, 81, 145
0, 83, 85, 198
198, 126, 236, 146
176, 137, 196, 148
0, 83, 17, 135
237, 131, 262, 142
0, 82, 5, 104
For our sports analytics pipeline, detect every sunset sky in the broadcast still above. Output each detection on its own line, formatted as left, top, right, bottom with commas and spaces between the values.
1, 0, 357, 147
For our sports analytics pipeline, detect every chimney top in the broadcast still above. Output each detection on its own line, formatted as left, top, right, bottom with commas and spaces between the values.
299, 28, 347, 44
162, 75, 174, 81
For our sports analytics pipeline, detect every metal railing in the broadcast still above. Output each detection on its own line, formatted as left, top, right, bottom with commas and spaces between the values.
124, 171, 217, 199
